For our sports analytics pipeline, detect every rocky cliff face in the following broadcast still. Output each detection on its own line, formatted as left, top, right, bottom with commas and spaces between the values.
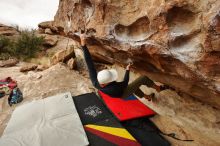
51, 0, 220, 145
53, 0, 220, 109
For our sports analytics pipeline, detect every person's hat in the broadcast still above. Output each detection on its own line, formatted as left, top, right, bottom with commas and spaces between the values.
97, 69, 118, 84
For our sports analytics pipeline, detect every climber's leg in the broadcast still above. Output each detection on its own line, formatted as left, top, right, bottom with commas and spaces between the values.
122, 76, 155, 98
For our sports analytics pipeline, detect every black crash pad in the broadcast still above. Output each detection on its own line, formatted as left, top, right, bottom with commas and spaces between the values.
84, 118, 140, 146
73, 93, 170, 146
73, 93, 114, 125
122, 117, 171, 146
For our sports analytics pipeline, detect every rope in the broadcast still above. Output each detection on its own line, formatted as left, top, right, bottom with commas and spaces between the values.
126, 120, 194, 142
160, 132, 194, 142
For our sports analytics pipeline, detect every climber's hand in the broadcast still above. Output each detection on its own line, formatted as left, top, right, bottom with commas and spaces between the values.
126, 63, 132, 70
80, 33, 86, 46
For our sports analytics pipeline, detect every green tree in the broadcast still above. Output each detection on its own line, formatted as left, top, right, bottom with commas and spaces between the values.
0, 29, 45, 60
0, 36, 14, 59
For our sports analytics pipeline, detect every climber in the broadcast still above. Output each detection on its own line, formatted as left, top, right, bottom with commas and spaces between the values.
80, 33, 169, 101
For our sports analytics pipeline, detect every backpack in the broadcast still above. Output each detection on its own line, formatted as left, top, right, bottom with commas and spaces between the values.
8, 88, 23, 106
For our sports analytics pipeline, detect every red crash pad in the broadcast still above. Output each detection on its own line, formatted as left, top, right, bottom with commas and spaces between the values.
98, 91, 155, 121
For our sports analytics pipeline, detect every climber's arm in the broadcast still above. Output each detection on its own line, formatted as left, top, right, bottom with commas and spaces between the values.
81, 45, 101, 89
122, 63, 131, 87
80, 35, 101, 89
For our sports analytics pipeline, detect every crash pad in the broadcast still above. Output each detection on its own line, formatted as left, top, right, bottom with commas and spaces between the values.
0, 92, 89, 146
85, 118, 140, 146
73, 93, 141, 146
98, 91, 155, 121
73, 92, 114, 125
73, 93, 169, 146
122, 117, 171, 146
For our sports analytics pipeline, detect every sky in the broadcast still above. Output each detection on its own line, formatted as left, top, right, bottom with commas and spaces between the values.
0, 0, 59, 29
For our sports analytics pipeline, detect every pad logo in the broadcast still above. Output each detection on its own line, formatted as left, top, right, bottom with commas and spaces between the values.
84, 105, 102, 117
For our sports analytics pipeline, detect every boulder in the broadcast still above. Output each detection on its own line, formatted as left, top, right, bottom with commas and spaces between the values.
43, 35, 58, 47
38, 21, 59, 34
45, 28, 53, 35
51, 47, 75, 65
0, 24, 19, 36
37, 27, 45, 34
67, 58, 76, 70
36, 65, 49, 71
38, 21, 53, 29
20, 64, 38, 72
0, 59, 19, 67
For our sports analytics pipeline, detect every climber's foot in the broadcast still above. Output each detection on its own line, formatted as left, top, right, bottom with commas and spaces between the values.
144, 93, 155, 101
159, 85, 170, 91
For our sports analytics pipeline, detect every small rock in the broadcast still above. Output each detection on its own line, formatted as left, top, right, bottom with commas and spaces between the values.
51, 47, 75, 65
27, 71, 42, 80
38, 21, 53, 29
37, 27, 45, 34
38, 21, 58, 34
20, 64, 38, 72
0, 58, 19, 67
43, 35, 58, 47
45, 28, 53, 35
36, 65, 49, 71
56, 26, 65, 34
67, 58, 77, 70
50, 26, 59, 33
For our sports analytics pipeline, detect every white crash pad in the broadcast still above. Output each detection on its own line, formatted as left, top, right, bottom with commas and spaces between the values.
0, 92, 89, 146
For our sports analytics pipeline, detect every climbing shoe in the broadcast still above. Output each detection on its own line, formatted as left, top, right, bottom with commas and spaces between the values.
144, 93, 155, 101
160, 85, 170, 91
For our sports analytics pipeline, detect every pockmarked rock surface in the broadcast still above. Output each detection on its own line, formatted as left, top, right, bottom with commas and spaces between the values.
50, 1, 220, 145
53, 0, 220, 109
